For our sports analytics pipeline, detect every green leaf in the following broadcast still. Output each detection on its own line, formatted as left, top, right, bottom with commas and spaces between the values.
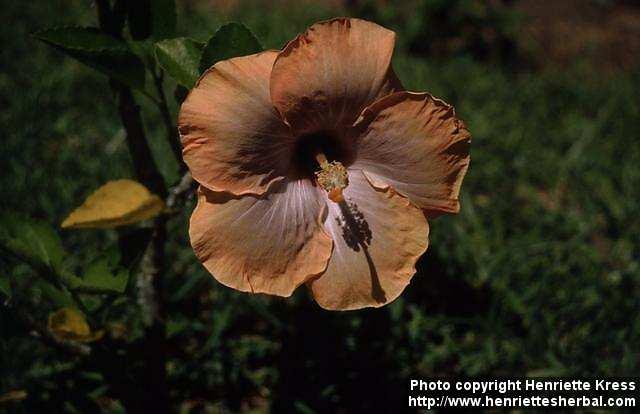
130, 39, 158, 71
151, 0, 177, 39
36, 281, 75, 308
76, 258, 129, 294
0, 213, 65, 273
202, 305, 233, 350
34, 26, 146, 91
127, 0, 176, 40
199, 23, 263, 73
59, 270, 83, 290
34, 26, 129, 52
155, 38, 204, 88
79, 294, 104, 313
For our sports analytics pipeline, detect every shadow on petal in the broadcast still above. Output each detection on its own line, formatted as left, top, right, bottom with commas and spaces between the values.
336, 200, 386, 303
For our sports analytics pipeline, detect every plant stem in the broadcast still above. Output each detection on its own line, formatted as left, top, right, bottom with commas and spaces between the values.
136, 215, 170, 409
166, 172, 195, 210
115, 84, 167, 197
95, 1, 170, 411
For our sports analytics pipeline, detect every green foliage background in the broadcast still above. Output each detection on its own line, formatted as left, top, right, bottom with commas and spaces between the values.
1, 0, 639, 412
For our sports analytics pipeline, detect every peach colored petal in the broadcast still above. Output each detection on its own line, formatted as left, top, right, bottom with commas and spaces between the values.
352, 91, 471, 216
179, 51, 294, 196
270, 18, 402, 135
190, 180, 333, 297
308, 170, 428, 310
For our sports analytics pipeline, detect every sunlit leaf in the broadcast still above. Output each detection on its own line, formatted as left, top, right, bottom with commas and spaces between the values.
47, 307, 103, 343
34, 26, 146, 90
61, 179, 165, 229
59, 271, 83, 291
127, 0, 177, 40
199, 23, 262, 73
77, 258, 129, 294
61, 259, 129, 295
0, 213, 65, 272
155, 38, 204, 88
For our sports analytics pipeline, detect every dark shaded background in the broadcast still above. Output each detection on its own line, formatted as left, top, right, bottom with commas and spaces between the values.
1, 0, 639, 412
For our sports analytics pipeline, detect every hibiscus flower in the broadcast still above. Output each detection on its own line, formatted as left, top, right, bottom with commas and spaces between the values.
178, 18, 470, 310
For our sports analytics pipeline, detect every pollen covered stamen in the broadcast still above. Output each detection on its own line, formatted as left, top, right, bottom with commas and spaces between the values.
314, 152, 348, 203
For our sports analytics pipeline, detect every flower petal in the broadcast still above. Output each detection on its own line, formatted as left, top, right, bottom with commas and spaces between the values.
270, 18, 402, 135
308, 170, 428, 310
179, 51, 294, 196
189, 180, 332, 297
353, 91, 471, 216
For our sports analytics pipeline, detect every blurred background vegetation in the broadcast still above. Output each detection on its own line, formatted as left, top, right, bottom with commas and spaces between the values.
1, 0, 639, 412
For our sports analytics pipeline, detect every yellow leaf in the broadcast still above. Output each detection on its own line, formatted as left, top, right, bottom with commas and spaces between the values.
61, 179, 164, 229
0, 390, 27, 404
47, 307, 103, 343
108, 322, 128, 340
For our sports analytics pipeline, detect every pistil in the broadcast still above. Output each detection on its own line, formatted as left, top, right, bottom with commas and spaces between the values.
314, 151, 348, 203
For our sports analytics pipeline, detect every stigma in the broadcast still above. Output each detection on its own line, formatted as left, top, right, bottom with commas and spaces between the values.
314, 153, 348, 203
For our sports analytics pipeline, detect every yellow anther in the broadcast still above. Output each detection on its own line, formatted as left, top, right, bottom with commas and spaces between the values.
315, 153, 348, 203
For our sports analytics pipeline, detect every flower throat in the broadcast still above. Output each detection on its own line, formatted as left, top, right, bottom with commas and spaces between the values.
293, 130, 352, 202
